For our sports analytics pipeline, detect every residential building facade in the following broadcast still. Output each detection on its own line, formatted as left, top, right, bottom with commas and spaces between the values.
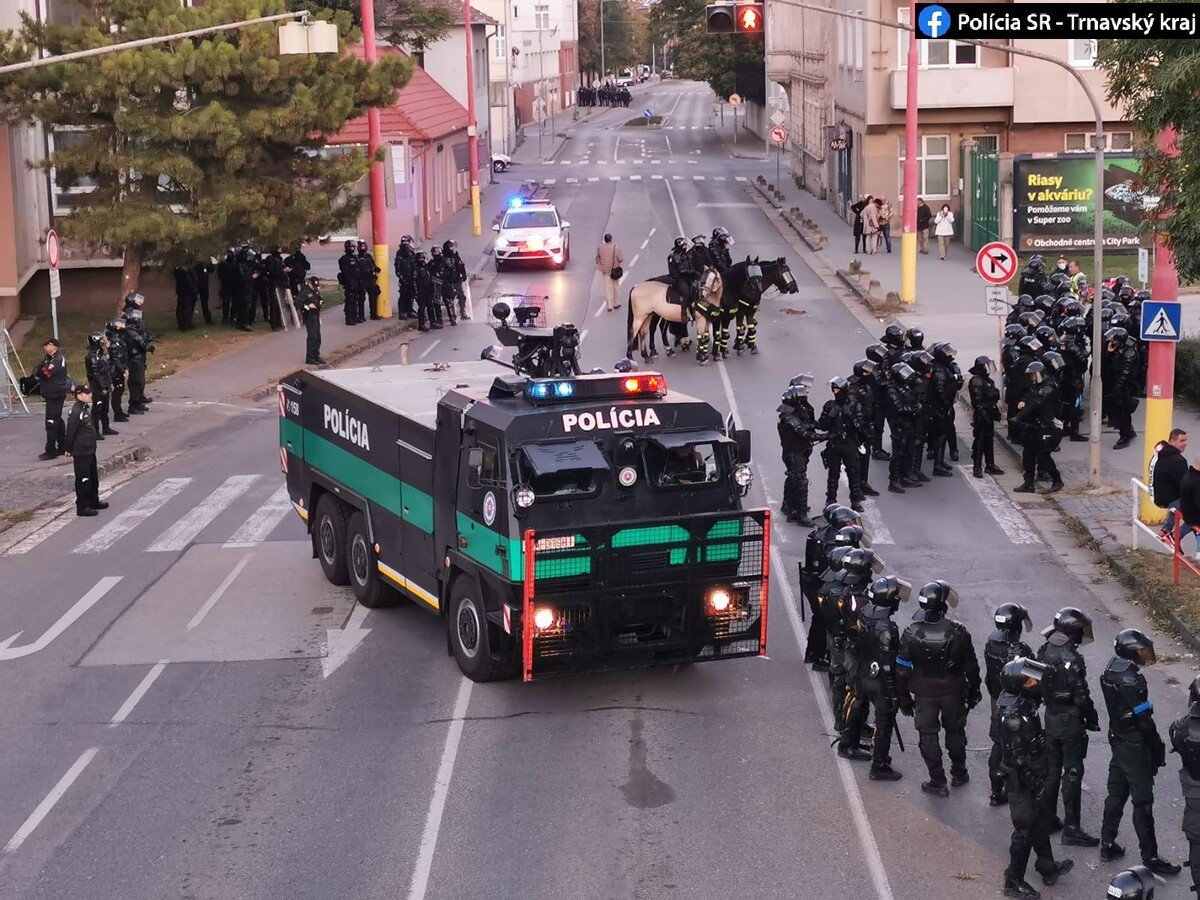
471, 0, 519, 154
507, 0, 579, 130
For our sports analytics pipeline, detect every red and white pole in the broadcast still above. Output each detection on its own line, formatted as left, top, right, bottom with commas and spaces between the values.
899, 0, 918, 303
464, 0, 482, 236
361, 0, 390, 316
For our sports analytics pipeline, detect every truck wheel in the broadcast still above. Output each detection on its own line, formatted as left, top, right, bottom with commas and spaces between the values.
315, 495, 350, 586
346, 511, 395, 608
447, 577, 517, 682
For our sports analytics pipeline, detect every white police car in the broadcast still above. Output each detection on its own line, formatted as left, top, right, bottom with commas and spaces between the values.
492, 198, 571, 271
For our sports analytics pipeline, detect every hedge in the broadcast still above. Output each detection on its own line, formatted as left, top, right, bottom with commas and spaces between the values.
1178, 336, 1200, 405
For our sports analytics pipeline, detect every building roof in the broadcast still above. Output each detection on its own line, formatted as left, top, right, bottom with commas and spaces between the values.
327, 44, 469, 144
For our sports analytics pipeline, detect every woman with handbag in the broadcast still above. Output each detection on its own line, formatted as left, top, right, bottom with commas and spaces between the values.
595, 233, 625, 311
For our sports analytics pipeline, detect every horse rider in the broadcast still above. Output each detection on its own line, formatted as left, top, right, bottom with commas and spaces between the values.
710, 227, 734, 273
668, 237, 697, 311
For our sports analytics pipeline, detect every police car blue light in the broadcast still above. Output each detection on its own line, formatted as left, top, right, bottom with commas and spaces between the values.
527, 382, 550, 399
553, 382, 574, 398
509, 196, 524, 210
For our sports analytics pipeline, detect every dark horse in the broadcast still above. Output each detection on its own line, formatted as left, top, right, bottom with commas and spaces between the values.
645, 258, 766, 360
730, 257, 799, 355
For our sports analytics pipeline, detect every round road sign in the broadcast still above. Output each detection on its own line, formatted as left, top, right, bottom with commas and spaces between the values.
975, 241, 1018, 286
769, 126, 788, 145
728, 93, 742, 107
46, 230, 60, 270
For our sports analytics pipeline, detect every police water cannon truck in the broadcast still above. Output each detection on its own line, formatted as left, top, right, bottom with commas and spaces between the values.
279, 361, 771, 681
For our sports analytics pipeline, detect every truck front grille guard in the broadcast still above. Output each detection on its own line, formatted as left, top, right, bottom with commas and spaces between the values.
520, 510, 771, 682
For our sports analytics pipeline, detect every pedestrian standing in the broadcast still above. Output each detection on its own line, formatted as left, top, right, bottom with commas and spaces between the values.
1170, 675, 1200, 896
851, 195, 871, 254
84, 331, 117, 440
863, 198, 881, 255
1099, 629, 1181, 876
193, 260, 214, 325
595, 233, 624, 312
297, 275, 326, 366
877, 197, 894, 253
35, 337, 69, 460
916, 197, 932, 254
64, 383, 107, 517
934, 204, 955, 259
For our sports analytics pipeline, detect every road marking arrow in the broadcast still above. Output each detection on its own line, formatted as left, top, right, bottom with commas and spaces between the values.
0, 576, 122, 661
321, 603, 371, 678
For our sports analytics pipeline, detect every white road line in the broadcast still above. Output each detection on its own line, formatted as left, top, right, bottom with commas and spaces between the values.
580, 329, 589, 343
3, 469, 135, 556
651, 174, 663, 180
651, 159, 661, 164
558, 159, 570, 166
544, 178, 556, 185
613, 134, 620, 162
609, 175, 620, 181
633, 159, 644, 165
417, 339, 441, 360
587, 177, 600, 183
0, 576, 123, 661
73, 477, 192, 554
629, 175, 642, 181
665, 136, 672, 157
649, 227, 656, 238
147, 474, 261, 553
686, 160, 698, 165
714, 176, 727, 181
223, 484, 293, 547
713, 360, 894, 900
693, 175, 705, 181
616, 160, 626, 165
630, 253, 640, 268
640, 238, 649, 250
4, 747, 101, 853
594, 300, 606, 318
955, 466, 1040, 543
672, 175, 683, 181
108, 660, 169, 727
664, 179, 686, 237
187, 553, 252, 630
566, 177, 578, 184
858, 498, 895, 545
407, 677, 474, 900
735, 176, 748, 182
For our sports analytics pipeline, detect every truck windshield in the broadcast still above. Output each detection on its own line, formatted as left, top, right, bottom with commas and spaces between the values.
516, 441, 607, 500
644, 441, 721, 488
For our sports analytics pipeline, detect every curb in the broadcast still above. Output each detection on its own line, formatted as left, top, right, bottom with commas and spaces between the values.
244, 322, 411, 402
99, 445, 148, 478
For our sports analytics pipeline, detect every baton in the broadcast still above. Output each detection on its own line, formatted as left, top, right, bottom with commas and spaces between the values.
894, 713, 906, 753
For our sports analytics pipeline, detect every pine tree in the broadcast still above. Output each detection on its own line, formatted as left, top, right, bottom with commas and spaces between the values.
0, 0, 410, 299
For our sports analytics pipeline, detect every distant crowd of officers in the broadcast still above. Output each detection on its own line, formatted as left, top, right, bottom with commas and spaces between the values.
798, 506, 1194, 899
391, 236, 470, 332
578, 83, 633, 108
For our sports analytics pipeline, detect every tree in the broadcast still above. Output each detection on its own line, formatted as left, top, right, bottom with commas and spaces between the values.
649, 0, 763, 102
1099, 23, 1200, 281
378, 0, 457, 53
579, 0, 648, 80
0, 0, 410, 298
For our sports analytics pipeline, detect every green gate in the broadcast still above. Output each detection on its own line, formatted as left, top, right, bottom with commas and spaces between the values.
970, 151, 1000, 251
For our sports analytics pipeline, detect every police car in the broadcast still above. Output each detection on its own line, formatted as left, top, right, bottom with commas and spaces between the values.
492, 198, 571, 271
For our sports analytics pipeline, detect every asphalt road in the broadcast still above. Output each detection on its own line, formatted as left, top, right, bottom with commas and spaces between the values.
0, 80, 1196, 900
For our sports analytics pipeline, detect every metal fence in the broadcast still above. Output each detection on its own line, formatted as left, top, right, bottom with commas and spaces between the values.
1131, 477, 1200, 583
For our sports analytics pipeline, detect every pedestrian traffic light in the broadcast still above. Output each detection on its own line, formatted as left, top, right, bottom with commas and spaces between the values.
735, 1, 764, 33
706, 3, 735, 33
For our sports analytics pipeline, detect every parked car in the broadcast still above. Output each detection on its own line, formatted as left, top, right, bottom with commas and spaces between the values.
616, 70, 635, 87
491, 152, 513, 173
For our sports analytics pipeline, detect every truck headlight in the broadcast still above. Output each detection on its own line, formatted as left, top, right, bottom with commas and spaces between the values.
733, 464, 753, 487
707, 588, 732, 612
533, 607, 556, 630
514, 485, 536, 508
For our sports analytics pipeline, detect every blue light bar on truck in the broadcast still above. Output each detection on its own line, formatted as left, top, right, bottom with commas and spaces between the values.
523, 373, 668, 405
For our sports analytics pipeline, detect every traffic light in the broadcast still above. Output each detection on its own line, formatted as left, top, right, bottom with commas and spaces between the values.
705, 2, 764, 34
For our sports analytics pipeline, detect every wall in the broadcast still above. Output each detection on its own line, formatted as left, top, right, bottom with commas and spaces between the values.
418, 23, 492, 156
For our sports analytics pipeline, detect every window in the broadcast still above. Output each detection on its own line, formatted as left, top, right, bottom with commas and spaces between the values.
490, 81, 508, 106
1070, 39, 1097, 68
474, 48, 486, 88
1065, 131, 1134, 152
897, 135, 951, 198
514, 450, 601, 499
502, 209, 558, 228
836, 18, 844, 67
644, 441, 721, 489
897, 8, 977, 67
534, 4, 550, 29
48, 0, 90, 25
972, 134, 1000, 154
413, 50, 425, 68
494, 25, 506, 59
854, 19, 863, 71
48, 127, 99, 215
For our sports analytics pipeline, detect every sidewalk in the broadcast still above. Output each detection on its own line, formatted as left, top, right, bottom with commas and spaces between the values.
765, 181, 1200, 552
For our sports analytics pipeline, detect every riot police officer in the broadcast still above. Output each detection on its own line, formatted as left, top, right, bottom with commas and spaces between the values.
1169, 674, 1200, 894
1059, 316, 1090, 442
865, 343, 891, 462
443, 238, 469, 319
800, 506, 861, 669
839, 575, 907, 781
897, 580, 981, 797
846, 360, 880, 497
778, 375, 821, 526
928, 343, 957, 476
997, 658, 1075, 898
1012, 361, 1064, 494
84, 331, 116, 439
906, 350, 935, 483
104, 318, 130, 423
818, 376, 868, 512
1006, 335, 1044, 443
710, 226, 734, 272
985, 602, 1033, 806
667, 237, 696, 308
122, 292, 153, 412
884, 363, 919, 493
1037, 608, 1101, 846
1099, 629, 1180, 875
394, 235, 417, 318
297, 275, 326, 366
413, 251, 440, 331
357, 240, 382, 321
906, 327, 925, 351
968, 355, 1004, 479
337, 240, 362, 326
1106, 326, 1140, 450
429, 244, 456, 326
827, 547, 876, 737
1019, 254, 1049, 299
689, 234, 713, 274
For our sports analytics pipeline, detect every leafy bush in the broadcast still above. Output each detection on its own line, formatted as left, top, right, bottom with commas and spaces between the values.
1178, 336, 1200, 405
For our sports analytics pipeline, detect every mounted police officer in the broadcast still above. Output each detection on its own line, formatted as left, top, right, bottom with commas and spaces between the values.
1100, 629, 1180, 875
897, 580, 981, 797
968, 355, 1004, 479
996, 658, 1075, 898
818, 376, 867, 512
667, 237, 696, 308
710, 226, 734, 272
884, 362, 919, 493
1036, 608, 1101, 847
839, 575, 907, 781
985, 603, 1033, 806
778, 374, 822, 526
1170, 675, 1200, 894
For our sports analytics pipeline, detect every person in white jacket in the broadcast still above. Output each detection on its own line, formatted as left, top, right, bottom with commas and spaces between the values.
934, 204, 955, 260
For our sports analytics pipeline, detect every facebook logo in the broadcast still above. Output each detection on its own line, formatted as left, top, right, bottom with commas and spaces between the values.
917, 4, 951, 38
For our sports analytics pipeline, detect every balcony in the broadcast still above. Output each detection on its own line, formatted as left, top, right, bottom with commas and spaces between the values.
890, 66, 1014, 110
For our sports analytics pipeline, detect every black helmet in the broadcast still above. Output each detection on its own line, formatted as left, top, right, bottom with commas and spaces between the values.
917, 580, 959, 621
356, 240, 368, 252
970, 355, 996, 377
1060, 315, 1085, 335
830, 375, 849, 395
909, 350, 933, 374
931, 342, 956, 363
866, 575, 910, 611
1017, 311, 1041, 331
1035, 293, 1056, 314
827, 546, 853, 571
881, 324, 905, 347
673, 237, 690, 251
999, 657, 1050, 698
865, 343, 888, 365
829, 505, 861, 528
1027, 256, 1044, 272
833, 524, 866, 548
431, 245, 443, 257
993, 602, 1032, 635
1134, 289, 1151, 302
443, 239, 457, 253
344, 239, 356, 252
1107, 865, 1156, 900
123, 291, 145, 309
1004, 323, 1027, 341
415, 251, 428, 263
852, 359, 877, 380
1049, 271, 1069, 288
1043, 607, 1093, 645
1114, 628, 1157, 666
1040, 350, 1065, 373
690, 233, 707, 246
712, 225, 731, 242
1017, 294, 1035, 311
1190, 674, 1200, 706
613, 357, 636, 373
400, 234, 414, 245
87, 331, 104, 347
1026, 360, 1046, 384
1110, 310, 1131, 329
780, 386, 809, 409
905, 327, 924, 349
1017, 336, 1043, 355
106, 317, 125, 331
1033, 325, 1058, 346
1117, 283, 1135, 302
1112, 275, 1130, 289
790, 372, 815, 391
891, 362, 917, 383
1105, 326, 1129, 345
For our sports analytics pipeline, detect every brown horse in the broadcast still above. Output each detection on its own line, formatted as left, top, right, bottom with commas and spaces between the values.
625, 268, 727, 364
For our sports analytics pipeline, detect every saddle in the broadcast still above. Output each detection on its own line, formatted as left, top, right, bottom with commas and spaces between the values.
651, 274, 693, 307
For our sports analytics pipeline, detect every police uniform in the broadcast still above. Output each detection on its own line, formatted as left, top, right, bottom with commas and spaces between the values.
337, 241, 362, 326
927, 344, 957, 476
817, 377, 868, 510
984, 604, 1033, 805
825, 549, 875, 734
846, 361, 881, 497
358, 241, 382, 321
1107, 327, 1140, 449
35, 341, 69, 459
84, 333, 116, 439
65, 386, 106, 516
884, 363, 918, 492
778, 382, 820, 525
1171, 680, 1200, 892
1011, 362, 1063, 493
968, 356, 1004, 478
414, 254, 441, 331
297, 278, 325, 365
394, 238, 417, 318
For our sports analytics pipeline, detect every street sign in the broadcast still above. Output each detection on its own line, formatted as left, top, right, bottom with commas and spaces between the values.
47, 230, 60, 270
643, 108, 653, 119
975, 241, 1018, 285
769, 109, 786, 127
1141, 300, 1182, 342
769, 126, 788, 145
1138, 247, 1149, 285
45, 229, 61, 340
985, 285, 1010, 317
728, 93, 742, 107
48, 268, 61, 300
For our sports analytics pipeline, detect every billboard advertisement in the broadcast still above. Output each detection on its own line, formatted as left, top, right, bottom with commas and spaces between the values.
1013, 153, 1158, 253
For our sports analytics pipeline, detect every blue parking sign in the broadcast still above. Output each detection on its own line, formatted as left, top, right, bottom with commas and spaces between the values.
1140, 300, 1182, 342
643, 108, 653, 119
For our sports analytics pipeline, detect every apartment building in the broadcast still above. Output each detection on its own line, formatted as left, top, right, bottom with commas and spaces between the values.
506, 0, 580, 129
471, 0, 518, 154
